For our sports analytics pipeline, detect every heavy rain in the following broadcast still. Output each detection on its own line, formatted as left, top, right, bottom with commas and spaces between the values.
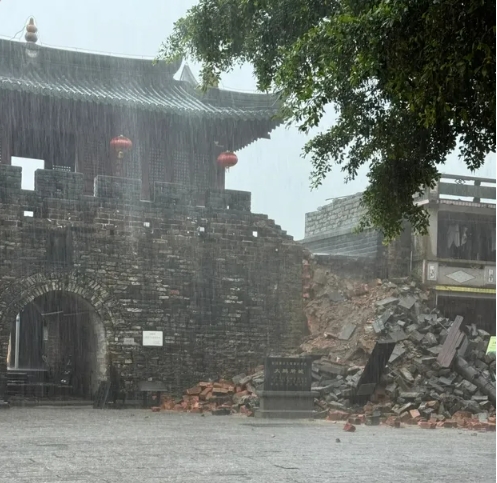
0, 1, 495, 482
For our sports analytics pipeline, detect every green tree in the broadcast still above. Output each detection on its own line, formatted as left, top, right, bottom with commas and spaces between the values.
159, 0, 496, 240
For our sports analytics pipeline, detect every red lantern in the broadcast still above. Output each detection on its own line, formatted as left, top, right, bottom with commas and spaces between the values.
110, 135, 133, 159
217, 151, 238, 170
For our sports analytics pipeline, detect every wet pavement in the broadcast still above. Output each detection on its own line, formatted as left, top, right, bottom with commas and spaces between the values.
1, 407, 495, 483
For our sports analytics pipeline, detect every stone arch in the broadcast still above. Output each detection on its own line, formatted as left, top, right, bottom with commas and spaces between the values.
0, 272, 118, 386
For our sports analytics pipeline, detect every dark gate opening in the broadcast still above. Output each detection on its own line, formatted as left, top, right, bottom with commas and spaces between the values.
7, 291, 101, 400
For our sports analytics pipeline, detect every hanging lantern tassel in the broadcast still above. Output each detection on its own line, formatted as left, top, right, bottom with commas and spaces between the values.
217, 151, 238, 171
110, 135, 133, 159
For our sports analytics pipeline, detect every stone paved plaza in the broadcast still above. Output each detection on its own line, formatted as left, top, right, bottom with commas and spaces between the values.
0, 407, 495, 483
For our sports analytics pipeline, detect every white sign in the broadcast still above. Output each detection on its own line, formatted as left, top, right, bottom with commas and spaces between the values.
143, 331, 163, 347
122, 338, 136, 346
427, 262, 438, 281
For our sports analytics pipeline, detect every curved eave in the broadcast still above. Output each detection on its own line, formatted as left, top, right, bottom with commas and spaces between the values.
0, 77, 281, 121
0, 38, 283, 121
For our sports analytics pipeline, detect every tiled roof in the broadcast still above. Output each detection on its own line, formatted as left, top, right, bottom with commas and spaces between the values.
0, 39, 282, 122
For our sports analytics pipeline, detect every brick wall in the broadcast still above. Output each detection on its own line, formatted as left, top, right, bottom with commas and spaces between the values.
302, 193, 382, 260
0, 165, 306, 397
302, 229, 382, 259
304, 193, 365, 238
302, 193, 411, 279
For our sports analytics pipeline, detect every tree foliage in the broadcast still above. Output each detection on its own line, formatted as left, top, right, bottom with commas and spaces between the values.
159, 0, 496, 240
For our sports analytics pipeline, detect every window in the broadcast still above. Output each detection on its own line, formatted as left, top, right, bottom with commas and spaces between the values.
438, 212, 496, 262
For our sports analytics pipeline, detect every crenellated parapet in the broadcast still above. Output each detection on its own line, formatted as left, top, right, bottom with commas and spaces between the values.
0, 166, 252, 213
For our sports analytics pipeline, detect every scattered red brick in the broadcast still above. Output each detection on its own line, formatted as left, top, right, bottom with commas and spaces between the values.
343, 422, 356, 432
348, 416, 363, 425
385, 416, 401, 428
151, 406, 161, 412
186, 386, 202, 396
439, 420, 456, 428
409, 409, 421, 420
453, 411, 472, 421
327, 410, 350, 421
159, 372, 261, 415
212, 387, 230, 395
418, 421, 436, 429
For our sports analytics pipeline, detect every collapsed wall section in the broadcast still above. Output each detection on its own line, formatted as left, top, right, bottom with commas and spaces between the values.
0, 165, 306, 396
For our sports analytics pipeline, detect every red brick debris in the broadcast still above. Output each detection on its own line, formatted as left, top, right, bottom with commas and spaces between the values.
158, 366, 264, 416
324, 403, 496, 431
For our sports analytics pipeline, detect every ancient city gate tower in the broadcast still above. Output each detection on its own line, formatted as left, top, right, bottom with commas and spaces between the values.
0, 36, 306, 401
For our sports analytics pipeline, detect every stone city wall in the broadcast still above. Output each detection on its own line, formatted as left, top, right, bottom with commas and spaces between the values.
0, 165, 306, 397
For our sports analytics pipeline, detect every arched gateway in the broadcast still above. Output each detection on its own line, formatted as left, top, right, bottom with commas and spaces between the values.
0, 273, 114, 400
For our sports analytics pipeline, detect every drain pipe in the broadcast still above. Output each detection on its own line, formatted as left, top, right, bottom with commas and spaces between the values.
14, 313, 20, 370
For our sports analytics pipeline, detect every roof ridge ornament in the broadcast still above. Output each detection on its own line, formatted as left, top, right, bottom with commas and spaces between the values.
25, 17, 39, 59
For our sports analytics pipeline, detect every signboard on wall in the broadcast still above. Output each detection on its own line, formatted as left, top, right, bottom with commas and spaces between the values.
142, 331, 163, 347
486, 336, 496, 355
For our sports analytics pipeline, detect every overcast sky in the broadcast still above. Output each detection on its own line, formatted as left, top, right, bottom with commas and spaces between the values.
1, 0, 495, 239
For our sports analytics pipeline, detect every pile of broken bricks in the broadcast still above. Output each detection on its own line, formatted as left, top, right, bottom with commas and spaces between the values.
159, 368, 263, 416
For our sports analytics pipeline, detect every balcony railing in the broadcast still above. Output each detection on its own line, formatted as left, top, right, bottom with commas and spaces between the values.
415, 174, 496, 205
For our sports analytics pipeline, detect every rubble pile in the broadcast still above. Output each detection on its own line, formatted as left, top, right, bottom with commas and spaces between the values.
310, 282, 496, 430
301, 266, 411, 362
160, 369, 264, 416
